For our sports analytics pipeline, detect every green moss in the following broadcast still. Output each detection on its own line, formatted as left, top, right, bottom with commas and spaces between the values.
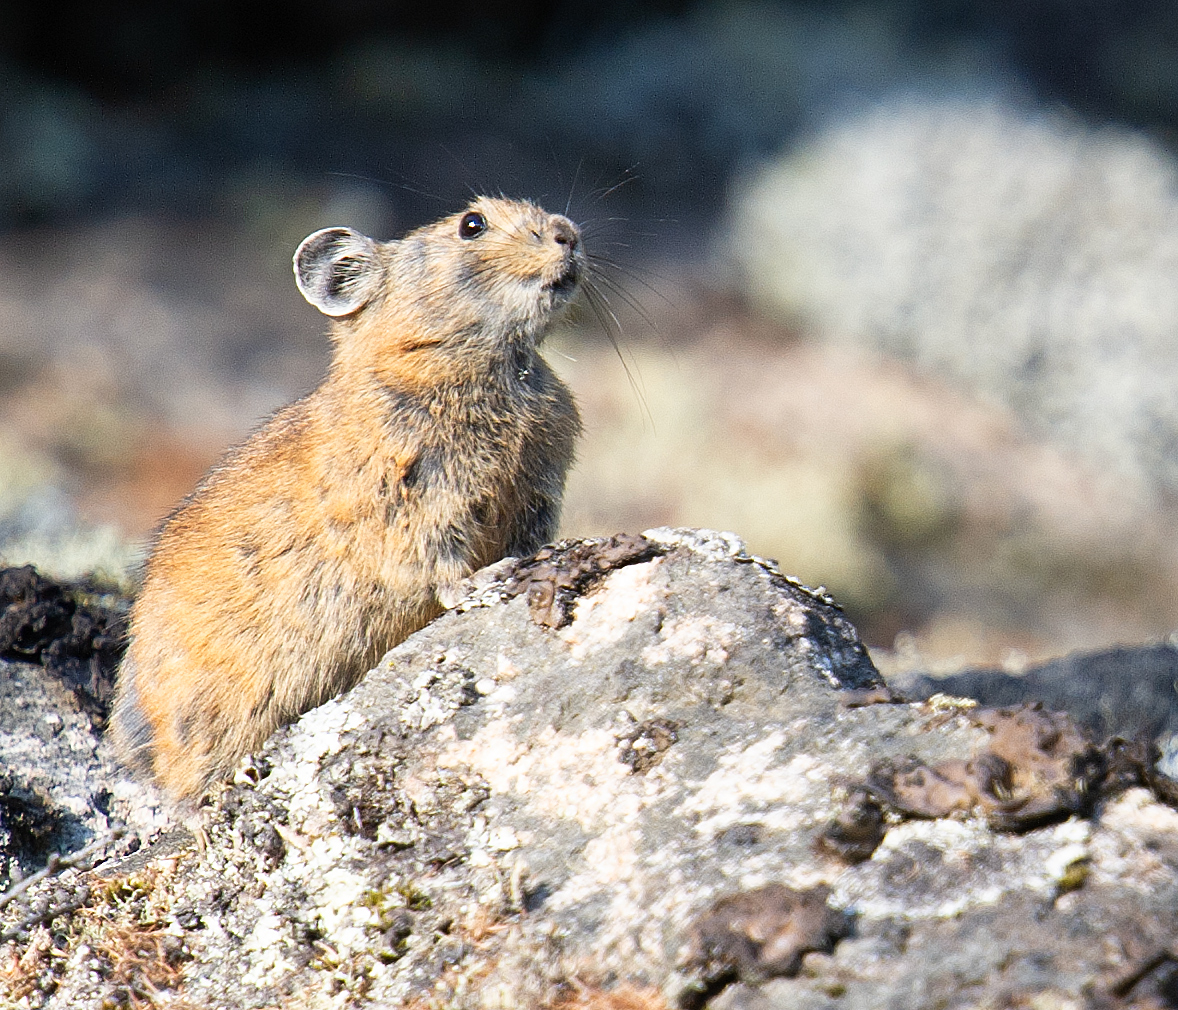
396, 881, 432, 911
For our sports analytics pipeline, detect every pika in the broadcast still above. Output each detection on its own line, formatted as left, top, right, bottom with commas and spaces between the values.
111, 197, 583, 802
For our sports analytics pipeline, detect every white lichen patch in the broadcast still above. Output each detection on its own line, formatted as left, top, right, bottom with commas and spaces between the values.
642, 527, 748, 561
242, 912, 299, 982
1098, 786, 1178, 836
1043, 843, 1089, 886
642, 616, 740, 667
466, 815, 524, 857
314, 865, 376, 955
578, 826, 641, 885
871, 817, 993, 860
923, 692, 979, 713
559, 559, 664, 661
495, 652, 523, 680
438, 720, 633, 828
833, 817, 1092, 920
287, 696, 363, 757
1088, 787, 1178, 891
677, 732, 824, 838
265, 697, 366, 830
546, 831, 690, 977
401, 672, 458, 731
107, 774, 172, 838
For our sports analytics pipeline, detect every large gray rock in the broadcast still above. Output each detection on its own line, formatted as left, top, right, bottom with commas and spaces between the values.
3, 530, 1178, 1009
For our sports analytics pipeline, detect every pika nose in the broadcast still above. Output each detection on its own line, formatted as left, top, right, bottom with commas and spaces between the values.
552, 218, 579, 251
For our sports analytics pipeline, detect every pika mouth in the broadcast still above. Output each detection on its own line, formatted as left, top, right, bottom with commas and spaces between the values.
546, 261, 582, 296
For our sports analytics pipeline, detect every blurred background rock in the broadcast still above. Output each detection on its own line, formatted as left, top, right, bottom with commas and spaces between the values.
3, 0, 1178, 670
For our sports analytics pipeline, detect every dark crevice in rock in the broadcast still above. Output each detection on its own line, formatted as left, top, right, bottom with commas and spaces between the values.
0, 565, 129, 729
0, 769, 61, 868
818, 786, 887, 864
504, 533, 666, 629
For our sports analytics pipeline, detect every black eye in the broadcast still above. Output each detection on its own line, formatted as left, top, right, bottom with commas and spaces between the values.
459, 212, 487, 239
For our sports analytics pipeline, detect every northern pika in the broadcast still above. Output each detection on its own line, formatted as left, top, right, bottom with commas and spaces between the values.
111, 197, 583, 802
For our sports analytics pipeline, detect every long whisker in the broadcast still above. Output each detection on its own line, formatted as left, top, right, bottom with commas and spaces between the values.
325, 171, 447, 206
434, 142, 491, 202
588, 254, 676, 307
588, 272, 662, 333
567, 157, 585, 217
590, 165, 642, 202
589, 250, 673, 283
582, 280, 655, 431
585, 282, 647, 376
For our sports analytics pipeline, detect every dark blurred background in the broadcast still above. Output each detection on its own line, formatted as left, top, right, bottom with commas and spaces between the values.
4, 1, 1178, 674
3, 0, 1177, 230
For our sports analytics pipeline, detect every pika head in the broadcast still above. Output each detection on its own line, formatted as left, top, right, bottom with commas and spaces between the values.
294, 197, 584, 374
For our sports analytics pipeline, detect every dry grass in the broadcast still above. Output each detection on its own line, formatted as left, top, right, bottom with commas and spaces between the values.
454, 904, 512, 947
552, 982, 671, 1010
91, 919, 187, 1007
0, 862, 188, 1008
1, 927, 56, 1005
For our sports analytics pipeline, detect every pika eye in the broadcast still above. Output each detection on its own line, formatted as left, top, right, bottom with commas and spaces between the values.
459, 212, 487, 239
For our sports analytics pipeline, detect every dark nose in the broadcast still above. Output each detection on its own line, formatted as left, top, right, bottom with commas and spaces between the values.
552, 218, 580, 251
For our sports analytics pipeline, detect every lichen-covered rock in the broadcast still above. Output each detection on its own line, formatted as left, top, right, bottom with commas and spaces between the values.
3, 530, 1178, 1008
0, 658, 128, 886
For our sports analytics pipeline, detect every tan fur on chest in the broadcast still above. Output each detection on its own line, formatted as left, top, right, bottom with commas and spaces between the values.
112, 197, 583, 802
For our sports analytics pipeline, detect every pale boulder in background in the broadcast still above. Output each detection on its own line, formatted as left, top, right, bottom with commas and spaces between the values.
729, 99, 1178, 505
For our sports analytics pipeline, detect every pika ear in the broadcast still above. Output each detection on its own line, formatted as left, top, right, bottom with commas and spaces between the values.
293, 227, 385, 317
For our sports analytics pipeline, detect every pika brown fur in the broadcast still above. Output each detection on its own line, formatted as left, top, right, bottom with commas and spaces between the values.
111, 197, 584, 802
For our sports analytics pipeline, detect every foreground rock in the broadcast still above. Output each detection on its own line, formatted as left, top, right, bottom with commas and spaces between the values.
2, 530, 1178, 1008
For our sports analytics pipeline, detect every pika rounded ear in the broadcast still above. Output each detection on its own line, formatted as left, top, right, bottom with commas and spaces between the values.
293, 227, 385, 317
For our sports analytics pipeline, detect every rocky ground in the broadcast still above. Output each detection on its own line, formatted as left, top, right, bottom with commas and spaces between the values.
2, 531, 1178, 1009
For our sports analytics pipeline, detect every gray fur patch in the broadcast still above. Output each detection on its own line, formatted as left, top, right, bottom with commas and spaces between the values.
508, 498, 558, 557
111, 659, 156, 776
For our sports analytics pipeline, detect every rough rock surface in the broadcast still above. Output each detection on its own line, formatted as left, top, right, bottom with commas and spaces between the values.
0, 565, 128, 728
0, 568, 136, 888
2, 529, 1178, 1009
